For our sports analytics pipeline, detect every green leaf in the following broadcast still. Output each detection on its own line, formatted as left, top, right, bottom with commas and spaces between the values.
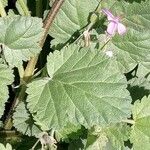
48, 0, 99, 47
2, 0, 7, 7
136, 62, 150, 79
104, 124, 130, 150
0, 64, 13, 118
85, 123, 130, 150
68, 138, 87, 150
0, 143, 12, 150
86, 129, 108, 150
127, 77, 150, 102
109, 1, 150, 72
13, 101, 41, 137
127, 63, 150, 102
16, 0, 27, 16
26, 45, 131, 130
55, 122, 85, 142
131, 96, 150, 150
0, 16, 43, 67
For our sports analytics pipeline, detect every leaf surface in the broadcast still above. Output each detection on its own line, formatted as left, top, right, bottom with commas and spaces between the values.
0, 64, 13, 118
13, 102, 41, 137
48, 0, 99, 47
131, 96, 150, 150
0, 16, 43, 67
85, 123, 130, 150
0, 143, 12, 150
110, 1, 150, 72
27, 45, 131, 130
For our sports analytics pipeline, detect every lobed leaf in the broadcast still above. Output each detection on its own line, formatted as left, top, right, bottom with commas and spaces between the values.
0, 16, 44, 67
13, 101, 41, 137
26, 45, 131, 130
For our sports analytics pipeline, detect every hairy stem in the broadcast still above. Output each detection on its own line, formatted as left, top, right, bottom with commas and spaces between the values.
0, 0, 6, 17
23, 0, 65, 81
4, 0, 65, 130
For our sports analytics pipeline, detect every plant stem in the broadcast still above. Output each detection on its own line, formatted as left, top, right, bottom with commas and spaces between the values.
23, 0, 65, 81
4, 0, 65, 130
122, 119, 135, 125
17, 0, 30, 16
0, 0, 6, 17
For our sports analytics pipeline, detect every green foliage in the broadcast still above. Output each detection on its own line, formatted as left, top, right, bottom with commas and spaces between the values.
0, 64, 14, 117
16, 0, 28, 16
0, 0, 150, 149
110, 1, 150, 72
13, 102, 41, 137
0, 143, 12, 150
131, 96, 150, 150
2, 0, 7, 7
49, 0, 99, 47
26, 44, 131, 130
85, 123, 130, 150
0, 16, 43, 67
55, 122, 84, 142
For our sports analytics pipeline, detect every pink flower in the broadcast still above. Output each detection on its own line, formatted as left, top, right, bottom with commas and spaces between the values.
102, 9, 126, 35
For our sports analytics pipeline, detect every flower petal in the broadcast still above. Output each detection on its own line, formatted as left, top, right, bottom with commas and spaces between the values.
117, 23, 126, 35
107, 21, 118, 35
102, 9, 114, 21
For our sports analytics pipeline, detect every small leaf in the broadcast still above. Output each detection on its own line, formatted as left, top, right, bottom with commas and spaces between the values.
0, 64, 14, 118
85, 123, 130, 150
0, 16, 44, 67
131, 96, 150, 150
0, 143, 12, 150
13, 101, 42, 137
27, 45, 131, 130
